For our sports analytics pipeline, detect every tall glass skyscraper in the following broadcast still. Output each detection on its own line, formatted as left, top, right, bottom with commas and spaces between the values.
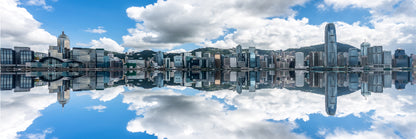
249, 47, 256, 68
324, 23, 337, 67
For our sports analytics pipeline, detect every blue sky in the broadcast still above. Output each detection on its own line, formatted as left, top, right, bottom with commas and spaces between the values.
1, 0, 416, 53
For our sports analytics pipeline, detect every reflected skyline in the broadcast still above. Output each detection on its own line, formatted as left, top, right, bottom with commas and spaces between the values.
1, 70, 414, 116
1, 70, 416, 139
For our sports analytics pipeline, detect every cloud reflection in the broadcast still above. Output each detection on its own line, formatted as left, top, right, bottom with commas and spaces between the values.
123, 87, 307, 139
0, 86, 56, 139
120, 84, 416, 138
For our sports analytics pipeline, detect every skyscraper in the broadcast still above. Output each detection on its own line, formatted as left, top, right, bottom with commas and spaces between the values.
368, 46, 383, 68
155, 51, 164, 67
1, 48, 16, 65
295, 52, 305, 69
58, 31, 70, 59
236, 45, 242, 54
249, 47, 256, 68
393, 49, 411, 68
14, 47, 34, 65
348, 48, 359, 67
360, 42, 370, 66
324, 23, 337, 67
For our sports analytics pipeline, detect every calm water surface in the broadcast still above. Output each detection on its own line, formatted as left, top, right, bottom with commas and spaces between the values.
1, 71, 415, 139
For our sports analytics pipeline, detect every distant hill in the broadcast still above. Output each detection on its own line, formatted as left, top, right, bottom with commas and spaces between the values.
123, 43, 359, 59
190, 47, 233, 55
127, 50, 156, 60
187, 43, 358, 56
285, 43, 359, 55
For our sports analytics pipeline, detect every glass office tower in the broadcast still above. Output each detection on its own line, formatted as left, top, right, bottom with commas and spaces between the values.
324, 23, 337, 67
249, 47, 256, 68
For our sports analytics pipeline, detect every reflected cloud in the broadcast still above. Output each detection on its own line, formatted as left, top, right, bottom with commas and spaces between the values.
78, 86, 125, 102
123, 88, 307, 139
1, 71, 415, 138
0, 86, 56, 139
19, 128, 54, 139
85, 105, 107, 112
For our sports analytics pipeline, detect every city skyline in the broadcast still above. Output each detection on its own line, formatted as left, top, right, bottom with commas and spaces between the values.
2, 1, 416, 138
2, 25, 415, 71
1, 0, 416, 54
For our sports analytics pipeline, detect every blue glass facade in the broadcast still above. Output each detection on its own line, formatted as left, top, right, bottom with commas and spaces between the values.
1, 48, 15, 65
249, 47, 256, 68
1, 74, 15, 90
393, 49, 411, 67
348, 48, 359, 66
324, 23, 337, 67
96, 49, 105, 68
18, 50, 34, 64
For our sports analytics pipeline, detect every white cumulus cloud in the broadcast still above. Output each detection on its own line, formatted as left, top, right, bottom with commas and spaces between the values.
122, 0, 416, 54
85, 26, 107, 34
25, 0, 53, 10
0, 0, 56, 53
89, 37, 124, 53
165, 49, 187, 54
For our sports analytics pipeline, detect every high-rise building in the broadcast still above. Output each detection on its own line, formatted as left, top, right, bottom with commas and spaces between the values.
164, 58, 171, 68
360, 42, 370, 66
214, 54, 221, 69
337, 52, 348, 67
49, 31, 70, 59
368, 46, 383, 68
57, 31, 70, 59
393, 49, 411, 68
360, 42, 370, 56
295, 52, 305, 69
195, 52, 202, 58
72, 48, 92, 67
249, 47, 256, 68
230, 56, 237, 68
14, 47, 34, 65
155, 51, 164, 67
96, 48, 105, 68
1, 48, 16, 65
324, 23, 337, 67
309, 51, 324, 67
382, 51, 392, 69
174, 55, 183, 68
348, 48, 359, 67
236, 45, 242, 54
1, 74, 15, 90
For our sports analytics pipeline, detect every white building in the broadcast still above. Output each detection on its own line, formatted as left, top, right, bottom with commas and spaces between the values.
295, 52, 305, 69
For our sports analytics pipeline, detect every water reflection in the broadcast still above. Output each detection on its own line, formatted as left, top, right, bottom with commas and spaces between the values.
2, 71, 414, 114
1, 70, 415, 138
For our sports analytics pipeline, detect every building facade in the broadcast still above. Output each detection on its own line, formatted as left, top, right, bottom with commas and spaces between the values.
1, 48, 15, 65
